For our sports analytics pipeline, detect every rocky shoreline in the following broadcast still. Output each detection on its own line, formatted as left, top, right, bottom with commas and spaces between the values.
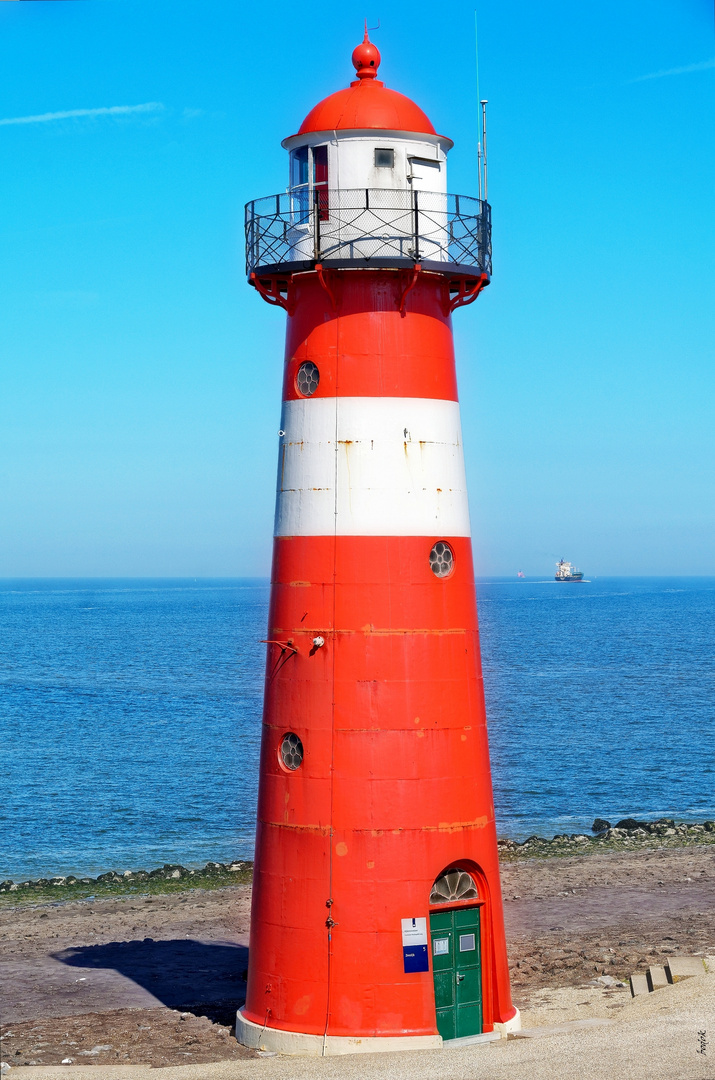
498, 816, 715, 860
3, 818, 715, 905
0, 860, 253, 905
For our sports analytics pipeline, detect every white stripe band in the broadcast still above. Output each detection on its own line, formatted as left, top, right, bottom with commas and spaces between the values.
274, 397, 471, 538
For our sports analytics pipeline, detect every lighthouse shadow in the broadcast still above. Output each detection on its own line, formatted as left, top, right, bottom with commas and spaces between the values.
55, 938, 248, 1024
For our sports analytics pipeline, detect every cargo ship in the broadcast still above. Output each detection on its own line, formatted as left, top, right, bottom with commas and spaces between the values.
555, 559, 583, 582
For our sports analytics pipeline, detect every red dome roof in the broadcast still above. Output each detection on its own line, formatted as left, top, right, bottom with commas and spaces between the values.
298, 81, 436, 137
294, 32, 437, 138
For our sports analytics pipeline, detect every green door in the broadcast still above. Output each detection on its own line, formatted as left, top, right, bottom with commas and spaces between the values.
430, 907, 482, 1041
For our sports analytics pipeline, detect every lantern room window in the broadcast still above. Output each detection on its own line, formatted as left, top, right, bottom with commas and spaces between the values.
313, 144, 329, 222
375, 147, 395, 168
290, 146, 309, 223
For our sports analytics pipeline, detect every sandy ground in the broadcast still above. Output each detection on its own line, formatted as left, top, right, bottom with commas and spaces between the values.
6, 971, 715, 1080
2, 845, 715, 1074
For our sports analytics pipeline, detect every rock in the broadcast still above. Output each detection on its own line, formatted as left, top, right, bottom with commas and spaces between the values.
596, 975, 619, 987
614, 818, 647, 831
592, 818, 611, 833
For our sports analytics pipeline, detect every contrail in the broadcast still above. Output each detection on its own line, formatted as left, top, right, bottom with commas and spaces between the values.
631, 57, 715, 82
0, 102, 165, 127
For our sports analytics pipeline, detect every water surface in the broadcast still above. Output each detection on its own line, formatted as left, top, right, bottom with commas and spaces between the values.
2, 576, 713, 878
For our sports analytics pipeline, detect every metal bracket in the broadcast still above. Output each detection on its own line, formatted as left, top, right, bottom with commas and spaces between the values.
261, 639, 298, 656
249, 272, 295, 315
315, 263, 337, 313
262, 638, 298, 680
445, 273, 488, 315
398, 262, 421, 316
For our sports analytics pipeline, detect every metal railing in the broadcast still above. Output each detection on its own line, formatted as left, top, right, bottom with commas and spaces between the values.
245, 188, 491, 277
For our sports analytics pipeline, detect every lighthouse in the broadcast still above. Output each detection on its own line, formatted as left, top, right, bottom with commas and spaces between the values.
238, 31, 519, 1054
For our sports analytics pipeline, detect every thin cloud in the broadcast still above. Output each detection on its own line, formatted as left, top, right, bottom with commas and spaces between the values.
0, 102, 165, 127
631, 57, 715, 83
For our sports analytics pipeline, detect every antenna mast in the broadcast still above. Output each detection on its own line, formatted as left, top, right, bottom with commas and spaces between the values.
481, 99, 488, 202
474, 9, 489, 204
474, 9, 483, 200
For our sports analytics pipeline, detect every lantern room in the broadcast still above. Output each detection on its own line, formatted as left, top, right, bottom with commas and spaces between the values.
245, 30, 490, 283
282, 33, 451, 202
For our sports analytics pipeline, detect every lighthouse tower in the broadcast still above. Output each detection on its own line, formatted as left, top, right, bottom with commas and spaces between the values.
238, 32, 518, 1055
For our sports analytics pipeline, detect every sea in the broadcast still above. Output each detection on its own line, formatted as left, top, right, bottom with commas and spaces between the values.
2, 577, 714, 881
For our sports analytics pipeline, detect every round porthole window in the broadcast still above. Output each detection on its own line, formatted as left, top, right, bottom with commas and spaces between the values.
296, 361, 319, 397
279, 732, 304, 771
429, 541, 454, 578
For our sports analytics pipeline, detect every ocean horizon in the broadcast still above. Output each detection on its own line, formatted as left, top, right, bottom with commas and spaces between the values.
3, 575, 714, 880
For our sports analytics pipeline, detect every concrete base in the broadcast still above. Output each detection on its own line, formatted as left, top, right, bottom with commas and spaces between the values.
442, 1031, 501, 1048
494, 1006, 521, 1035
236, 1010, 442, 1056
237, 1006, 520, 1057
647, 965, 669, 991
666, 956, 706, 982
630, 972, 650, 997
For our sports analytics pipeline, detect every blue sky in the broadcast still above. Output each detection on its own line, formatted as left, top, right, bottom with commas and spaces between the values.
1, 0, 713, 577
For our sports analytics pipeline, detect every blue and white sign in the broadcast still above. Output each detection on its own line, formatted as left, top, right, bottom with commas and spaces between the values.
401, 917, 429, 973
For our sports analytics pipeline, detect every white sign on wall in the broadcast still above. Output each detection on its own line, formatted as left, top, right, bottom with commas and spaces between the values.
401, 917, 428, 946
401, 917, 429, 973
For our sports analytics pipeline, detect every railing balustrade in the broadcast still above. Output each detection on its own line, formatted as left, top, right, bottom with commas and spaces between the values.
245, 188, 491, 278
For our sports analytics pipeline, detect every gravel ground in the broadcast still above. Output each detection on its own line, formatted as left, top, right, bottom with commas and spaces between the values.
2, 843, 715, 1071
5, 969, 715, 1080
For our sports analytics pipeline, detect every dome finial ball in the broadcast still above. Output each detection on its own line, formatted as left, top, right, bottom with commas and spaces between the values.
352, 24, 381, 80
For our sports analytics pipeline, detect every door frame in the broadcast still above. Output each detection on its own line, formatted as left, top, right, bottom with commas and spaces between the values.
428, 861, 495, 1033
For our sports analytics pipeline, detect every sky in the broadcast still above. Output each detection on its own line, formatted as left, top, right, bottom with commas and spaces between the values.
0, 0, 713, 578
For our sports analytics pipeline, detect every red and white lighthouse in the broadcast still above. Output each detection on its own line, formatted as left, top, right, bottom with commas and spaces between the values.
238, 32, 518, 1054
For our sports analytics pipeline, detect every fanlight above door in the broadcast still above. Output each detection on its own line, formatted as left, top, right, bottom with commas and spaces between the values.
429, 869, 478, 905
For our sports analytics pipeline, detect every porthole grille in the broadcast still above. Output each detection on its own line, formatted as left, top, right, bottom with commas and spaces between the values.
296, 361, 319, 397
280, 732, 304, 770
430, 869, 478, 905
429, 541, 454, 578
